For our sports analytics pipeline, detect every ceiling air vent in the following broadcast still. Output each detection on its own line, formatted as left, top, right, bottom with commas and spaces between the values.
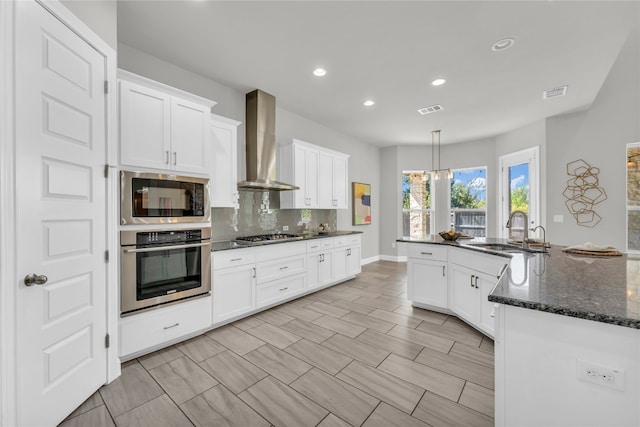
418, 104, 444, 115
543, 85, 568, 100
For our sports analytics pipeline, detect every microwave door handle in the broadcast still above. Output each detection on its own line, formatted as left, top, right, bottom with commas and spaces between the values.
123, 242, 210, 254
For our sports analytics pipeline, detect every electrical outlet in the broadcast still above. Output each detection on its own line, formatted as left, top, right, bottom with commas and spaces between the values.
577, 359, 624, 391
392, 242, 396, 248
282, 225, 289, 231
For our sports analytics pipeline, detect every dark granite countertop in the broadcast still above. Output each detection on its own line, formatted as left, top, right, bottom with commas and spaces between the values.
212, 230, 363, 252
397, 235, 640, 329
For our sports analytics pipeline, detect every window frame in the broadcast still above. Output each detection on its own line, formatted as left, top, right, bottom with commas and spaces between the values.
627, 142, 640, 254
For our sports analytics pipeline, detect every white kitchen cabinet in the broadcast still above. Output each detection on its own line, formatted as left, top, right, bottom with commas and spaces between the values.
407, 244, 448, 310
256, 273, 306, 308
212, 249, 256, 324
449, 249, 508, 337
334, 235, 362, 280
280, 140, 320, 208
255, 242, 307, 308
119, 296, 212, 359
210, 114, 240, 207
319, 150, 349, 209
118, 70, 215, 175
307, 238, 335, 290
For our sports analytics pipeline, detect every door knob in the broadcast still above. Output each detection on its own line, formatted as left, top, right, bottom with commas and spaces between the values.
24, 274, 48, 286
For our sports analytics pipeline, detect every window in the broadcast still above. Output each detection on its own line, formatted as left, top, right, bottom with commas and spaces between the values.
402, 171, 433, 237
499, 147, 540, 239
627, 142, 640, 253
449, 167, 487, 237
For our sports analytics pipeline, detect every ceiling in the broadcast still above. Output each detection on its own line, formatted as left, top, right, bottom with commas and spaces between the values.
117, 1, 638, 147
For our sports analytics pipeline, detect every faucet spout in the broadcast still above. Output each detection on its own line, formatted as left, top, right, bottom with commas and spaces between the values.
506, 210, 529, 249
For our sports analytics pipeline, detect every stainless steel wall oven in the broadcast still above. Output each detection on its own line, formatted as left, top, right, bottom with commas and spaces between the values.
120, 228, 211, 315
120, 171, 210, 225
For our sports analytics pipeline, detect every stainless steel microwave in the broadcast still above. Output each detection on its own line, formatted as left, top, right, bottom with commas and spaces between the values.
120, 171, 211, 225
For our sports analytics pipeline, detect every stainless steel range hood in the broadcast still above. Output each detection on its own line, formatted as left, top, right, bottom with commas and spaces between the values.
238, 89, 298, 191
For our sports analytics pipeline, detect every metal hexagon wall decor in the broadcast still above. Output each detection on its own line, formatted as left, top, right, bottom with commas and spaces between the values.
563, 159, 607, 227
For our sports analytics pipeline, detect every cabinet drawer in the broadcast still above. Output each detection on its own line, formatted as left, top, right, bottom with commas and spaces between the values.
212, 248, 256, 269
307, 238, 334, 252
253, 241, 306, 262
256, 254, 306, 284
257, 273, 306, 308
119, 296, 212, 358
407, 244, 448, 261
449, 248, 508, 277
334, 235, 361, 248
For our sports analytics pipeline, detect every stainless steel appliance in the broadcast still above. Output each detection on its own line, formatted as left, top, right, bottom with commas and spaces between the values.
120, 228, 211, 314
121, 171, 210, 225
235, 233, 303, 245
237, 90, 298, 191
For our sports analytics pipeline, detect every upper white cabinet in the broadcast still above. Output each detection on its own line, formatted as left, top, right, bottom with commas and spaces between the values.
210, 114, 240, 207
280, 140, 320, 208
280, 139, 349, 209
118, 70, 215, 175
319, 150, 349, 209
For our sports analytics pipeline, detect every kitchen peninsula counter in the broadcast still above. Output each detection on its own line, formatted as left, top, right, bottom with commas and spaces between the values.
398, 236, 640, 329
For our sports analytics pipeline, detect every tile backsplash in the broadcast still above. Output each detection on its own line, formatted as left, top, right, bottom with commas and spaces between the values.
211, 190, 337, 241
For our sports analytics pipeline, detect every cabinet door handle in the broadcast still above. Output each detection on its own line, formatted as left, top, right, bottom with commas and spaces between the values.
163, 323, 180, 330
173, 151, 177, 165
474, 276, 479, 289
279, 287, 288, 291
420, 252, 432, 256
165, 150, 170, 164
470, 275, 475, 288
321, 254, 324, 262
252, 267, 256, 278
442, 265, 445, 277
279, 266, 289, 270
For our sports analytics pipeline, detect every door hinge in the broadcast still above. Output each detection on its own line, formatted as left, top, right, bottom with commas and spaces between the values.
105, 334, 110, 348
105, 250, 110, 263
104, 80, 109, 94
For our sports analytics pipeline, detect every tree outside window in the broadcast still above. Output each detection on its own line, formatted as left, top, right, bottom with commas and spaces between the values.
450, 168, 487, 237
402, 171, 432, 237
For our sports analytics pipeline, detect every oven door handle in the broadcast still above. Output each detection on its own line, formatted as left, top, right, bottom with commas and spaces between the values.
123, 242, 211, 254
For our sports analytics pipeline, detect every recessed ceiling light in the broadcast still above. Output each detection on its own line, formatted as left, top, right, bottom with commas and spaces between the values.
431, 78, 446, 86
492, 37, 516, 52
363, 100, 375, 107
313, 68, 327, 77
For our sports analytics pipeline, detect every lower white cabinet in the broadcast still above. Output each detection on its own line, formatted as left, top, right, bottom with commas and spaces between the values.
406, 243, 509, 338
212, 264, 255, 324
119, 296, 212, 358
307, 239, 334, 290
408, 258, 448, 309
334, 235, 362, 279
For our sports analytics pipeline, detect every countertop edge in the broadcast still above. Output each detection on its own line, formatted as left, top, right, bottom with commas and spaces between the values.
212, 231, 363, 252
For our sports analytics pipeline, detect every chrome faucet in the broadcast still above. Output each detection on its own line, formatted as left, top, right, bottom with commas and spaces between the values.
506, 210, 528, 249
530, 225, 547, 251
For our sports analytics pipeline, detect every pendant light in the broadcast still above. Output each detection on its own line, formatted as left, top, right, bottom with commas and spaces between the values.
429, 130, 452, 180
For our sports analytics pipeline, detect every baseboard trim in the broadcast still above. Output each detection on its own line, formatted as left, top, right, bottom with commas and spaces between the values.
378, 255, 407, 263
361, 255, 380, 265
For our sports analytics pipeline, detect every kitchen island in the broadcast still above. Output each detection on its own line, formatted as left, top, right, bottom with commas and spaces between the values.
399, 236, 640, 427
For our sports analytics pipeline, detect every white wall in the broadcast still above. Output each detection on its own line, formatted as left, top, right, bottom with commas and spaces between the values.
117, 44, 381, 260
546, 24, 639, 249
61, 0, 117, 50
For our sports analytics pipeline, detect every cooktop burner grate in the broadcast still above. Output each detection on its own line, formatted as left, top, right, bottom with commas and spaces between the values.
235, 233, 303, 244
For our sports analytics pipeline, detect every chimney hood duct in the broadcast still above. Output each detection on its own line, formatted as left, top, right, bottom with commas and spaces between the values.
237, 89, 298, 191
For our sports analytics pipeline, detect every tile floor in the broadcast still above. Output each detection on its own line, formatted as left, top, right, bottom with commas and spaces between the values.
60, 261, 495, 427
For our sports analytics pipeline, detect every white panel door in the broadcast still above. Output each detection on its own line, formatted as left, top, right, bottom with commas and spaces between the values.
319, 151, 333, 208
171, 97, 210, 174
305, 147, 320, 208
210, 118, 238, 207
15, 2, 108, 425
212, 265, 255, 323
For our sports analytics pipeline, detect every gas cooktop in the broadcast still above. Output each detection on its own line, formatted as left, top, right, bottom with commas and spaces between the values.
235, 233, 303, 244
